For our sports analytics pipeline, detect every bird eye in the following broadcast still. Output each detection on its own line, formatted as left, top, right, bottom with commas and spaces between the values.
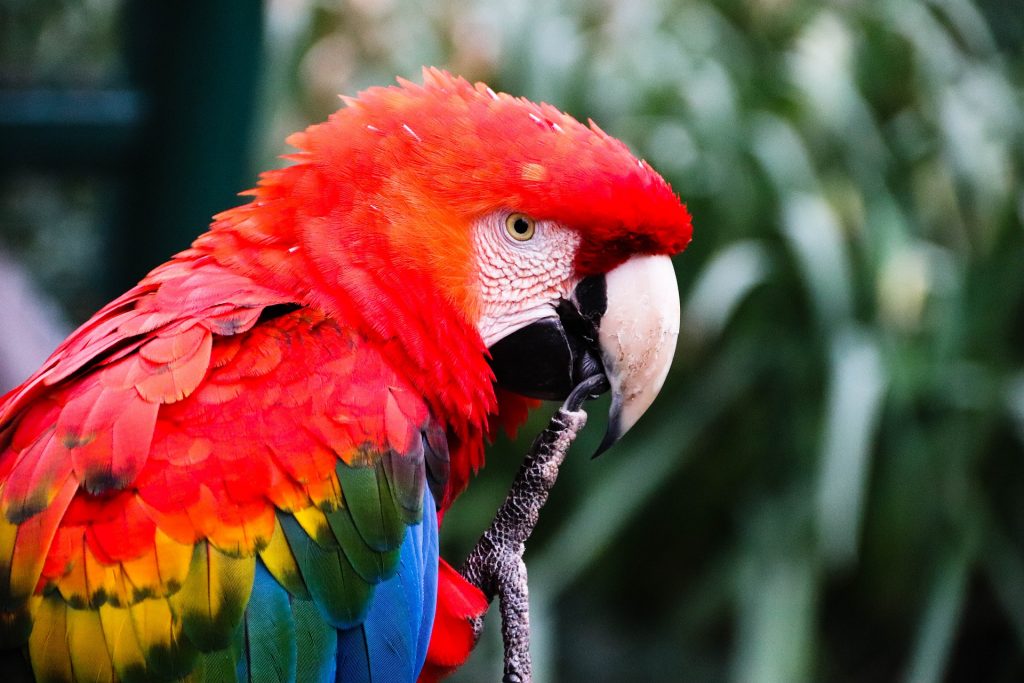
504, 213, 536, 241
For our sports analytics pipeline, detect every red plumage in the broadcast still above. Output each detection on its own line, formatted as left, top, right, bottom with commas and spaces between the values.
0, 68, 691, 679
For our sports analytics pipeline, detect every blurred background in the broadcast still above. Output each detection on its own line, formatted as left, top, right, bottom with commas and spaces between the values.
2, 0, 1023, 680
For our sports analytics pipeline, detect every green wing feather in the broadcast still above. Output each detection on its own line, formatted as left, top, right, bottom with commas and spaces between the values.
381, 446, 427, 524
188, 623, 243, 683
190, 648, 240, 683
172, 542, 256, 652
278, 513, 372, 629
258, 518, 309, 600
336, 461, 407, 553
290, 596, 337, 681
238, 562, 296, 683
324, 503, 400, 584
129, 597, 198, 679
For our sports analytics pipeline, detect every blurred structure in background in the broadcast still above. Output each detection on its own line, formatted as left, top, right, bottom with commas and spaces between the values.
2, 1, 1023, 681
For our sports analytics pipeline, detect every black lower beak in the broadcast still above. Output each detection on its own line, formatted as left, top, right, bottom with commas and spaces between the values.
488, 276, 609, 403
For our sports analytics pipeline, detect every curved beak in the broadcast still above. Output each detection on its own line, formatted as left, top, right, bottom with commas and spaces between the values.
488, 254, 680, 456
591, 255, 680, 455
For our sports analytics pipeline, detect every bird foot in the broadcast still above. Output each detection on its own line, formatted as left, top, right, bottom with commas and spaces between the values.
459, 375, 605, 683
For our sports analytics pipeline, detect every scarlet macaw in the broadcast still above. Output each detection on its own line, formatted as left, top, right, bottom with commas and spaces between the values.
0, 69, 690, 681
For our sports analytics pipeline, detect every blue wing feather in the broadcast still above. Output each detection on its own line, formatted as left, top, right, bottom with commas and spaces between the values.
413, 494, 438, 672
291, 597, 338, 682
238, 561, 297, 683
335, 487, 438, 682
229, 487, 438, 683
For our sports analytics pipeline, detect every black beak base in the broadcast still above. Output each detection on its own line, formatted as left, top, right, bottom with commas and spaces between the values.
487, 315, 598, 402
488, 275, 620, 456
488, 275, 607, 401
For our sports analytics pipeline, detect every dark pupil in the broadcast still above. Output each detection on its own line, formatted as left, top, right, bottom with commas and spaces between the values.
513, 218, 529, 234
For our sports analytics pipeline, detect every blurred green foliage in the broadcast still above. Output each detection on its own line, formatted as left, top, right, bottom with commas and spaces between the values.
3, 0, 1024, 681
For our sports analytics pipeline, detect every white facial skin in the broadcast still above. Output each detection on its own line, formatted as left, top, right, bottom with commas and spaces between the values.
474, 212, 580, 348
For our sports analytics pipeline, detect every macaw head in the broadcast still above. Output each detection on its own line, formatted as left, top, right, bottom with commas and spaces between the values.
213, 68, 690, 472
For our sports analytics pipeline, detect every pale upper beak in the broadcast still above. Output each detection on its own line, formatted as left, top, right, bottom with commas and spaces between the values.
591, 255, 680, 455
488, 254, 680, 456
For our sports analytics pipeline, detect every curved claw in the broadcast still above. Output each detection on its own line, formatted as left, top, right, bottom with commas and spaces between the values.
564, 374, 610, 413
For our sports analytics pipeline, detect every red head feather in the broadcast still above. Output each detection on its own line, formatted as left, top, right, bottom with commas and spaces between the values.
297, 68, 691, 273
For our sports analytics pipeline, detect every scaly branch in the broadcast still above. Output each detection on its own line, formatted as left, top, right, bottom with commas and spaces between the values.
460, 375, 606, 683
